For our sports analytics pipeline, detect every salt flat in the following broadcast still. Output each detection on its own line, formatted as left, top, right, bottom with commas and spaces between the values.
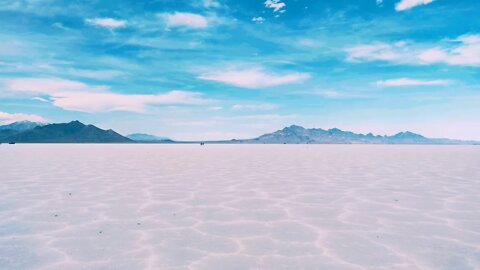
0, 144, 479, 270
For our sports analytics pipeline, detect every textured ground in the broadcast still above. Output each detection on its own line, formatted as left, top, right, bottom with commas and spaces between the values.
0, 144, 479, 270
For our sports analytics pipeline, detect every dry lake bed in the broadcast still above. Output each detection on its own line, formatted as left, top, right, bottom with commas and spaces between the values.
0, 144, 479, 270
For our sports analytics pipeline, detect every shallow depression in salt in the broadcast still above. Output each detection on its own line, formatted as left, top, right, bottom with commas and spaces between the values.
0, 144, 479, 270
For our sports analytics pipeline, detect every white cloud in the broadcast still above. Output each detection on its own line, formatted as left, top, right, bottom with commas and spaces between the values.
417, 48, 448, 63
161, 12, 209, 29
376, 0, 384, 6
67, 69, 124, 80
298, 38, 321, 48
318, 90, 352, 98
346, 34, 480, 66
0, 111, 47, 124
3, 78, 107, 95
50, 91, 210, 113
85, 18, 127, 29
376, 78, 452, 87
232, 103, 279, 110
252, 17, 265, 23
395, 0, 435, 11
2, 78, 212, 113
198, 67, 310, 88
201, 0, 220, 8
346, 42, 409, 63
32, 97, 49, 102
302, 89, 370, 99
216, 114, 298, 121
52, 22, 69, 30
422, 35, 480, 66
264, 0, 286, 13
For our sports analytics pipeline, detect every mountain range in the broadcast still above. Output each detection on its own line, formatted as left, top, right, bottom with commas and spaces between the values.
0, 121, 477, 144
229, 125, 475, 144
0, 121, 132, 143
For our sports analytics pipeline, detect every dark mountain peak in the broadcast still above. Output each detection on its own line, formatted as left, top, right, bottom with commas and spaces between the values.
277, 125, 308, 138
38, 120, 86, 131
2, 121, 132, 143
284, 125, 305, 131
68, 120, 86, 127
328, 128, 343, 133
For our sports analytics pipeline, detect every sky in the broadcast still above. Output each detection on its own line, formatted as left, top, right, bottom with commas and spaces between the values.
0, 0, 479, 140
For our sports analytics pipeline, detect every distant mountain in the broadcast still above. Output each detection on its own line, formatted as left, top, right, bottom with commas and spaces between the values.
1, 122, 476, 144
1, 121, 133, 143
230, 125, 476, 145
0, 121, 45, 131
0, 129, 21, 141
127, 133, 172, 142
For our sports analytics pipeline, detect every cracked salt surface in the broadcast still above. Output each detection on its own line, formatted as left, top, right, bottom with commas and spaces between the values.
0, 144, 479, 270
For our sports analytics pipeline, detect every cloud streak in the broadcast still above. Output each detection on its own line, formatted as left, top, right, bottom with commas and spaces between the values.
160, 12, 209, 29
85, 18, 127, 29
201, 0, 220, 8
395, 0, 435, 11
376, 78, 451, 87
232, 103, 279, 110
51, 91, 210, 113
67, 69, 124, 80
198, 67, 310, 88
346, 34, 480, 66
4, 78, 107, 94
2, 78, 212, 113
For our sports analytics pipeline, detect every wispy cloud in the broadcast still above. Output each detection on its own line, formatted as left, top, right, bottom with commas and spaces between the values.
346, 34, 480, 66
215, 114, 298, 121
201, 0, 221, 8
2, 78, 212, 113
298, 38, 321, 48
376, 78, 452, 87
67, 69, 124, 80
32, 97, 49, 102
264, 0, 286, 13
51, 91, 210, 113
0, 111, 47, 124
232, 103, 279, 110
252, 17, 265, 23
301, 89, 371, 99
4, 78, 107, 94
85, 18, 127, 29
346, 42, 411, 63
52, 22, 69, 31
198, 67, 310, 88
419, 35, 480, 66
160, 12, 209, 29
395, 0, 435, 11
317, 90, 359, 99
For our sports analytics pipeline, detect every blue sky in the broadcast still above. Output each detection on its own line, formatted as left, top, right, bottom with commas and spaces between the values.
0, 0, 479, 140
